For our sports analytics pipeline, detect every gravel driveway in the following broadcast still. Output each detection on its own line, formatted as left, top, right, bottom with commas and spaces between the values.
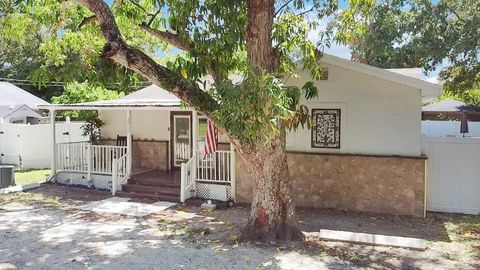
0, 185, 478, 270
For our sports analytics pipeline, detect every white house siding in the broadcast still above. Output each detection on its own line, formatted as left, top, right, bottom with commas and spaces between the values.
284, 63, 422, 156
99, 110, 231, 144
100, 64, 423, 157
99, 110, 171, 141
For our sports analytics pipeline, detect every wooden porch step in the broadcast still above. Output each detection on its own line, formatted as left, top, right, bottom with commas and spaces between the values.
116, 191, 179, 202
122, 184, 180, 196
128, 179, 180, 188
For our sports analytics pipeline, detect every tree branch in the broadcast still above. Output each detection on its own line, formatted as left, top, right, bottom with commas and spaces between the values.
145, 9, 161, 26
274, 0, 294, 17
126, 0, 150, 16
78, 15, 97, 29
73, 0, 219, 114
296, 6, 316, 17
139, 23, 224, 85
139, 23, 193, 51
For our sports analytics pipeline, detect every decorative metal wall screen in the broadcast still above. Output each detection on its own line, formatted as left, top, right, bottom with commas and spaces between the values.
311, 109, 341, 148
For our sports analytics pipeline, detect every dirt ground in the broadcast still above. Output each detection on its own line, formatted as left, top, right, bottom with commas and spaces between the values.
0, 184, 479, 270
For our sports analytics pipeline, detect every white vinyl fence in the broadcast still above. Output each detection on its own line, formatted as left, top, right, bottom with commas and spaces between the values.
422, 120, 480, 137
0, 121, 86, 169
423, 137, 480, 214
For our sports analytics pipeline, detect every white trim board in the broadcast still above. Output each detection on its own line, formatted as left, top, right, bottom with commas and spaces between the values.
310, 229, 426, 250
0, 183, 41, 195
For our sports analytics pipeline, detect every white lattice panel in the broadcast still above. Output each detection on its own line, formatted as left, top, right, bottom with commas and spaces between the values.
196, 182, 231, 201
54, 171, 118, 191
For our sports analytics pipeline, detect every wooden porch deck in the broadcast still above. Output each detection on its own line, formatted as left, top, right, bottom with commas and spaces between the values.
117, 170, 181, 202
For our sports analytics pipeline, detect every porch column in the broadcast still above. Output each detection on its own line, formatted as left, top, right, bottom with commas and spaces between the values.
192, 110, 198, 158
126, 110, 132, 177
230, 142, 236, 202
50, 110, 57, 182
192, 110, 198, 185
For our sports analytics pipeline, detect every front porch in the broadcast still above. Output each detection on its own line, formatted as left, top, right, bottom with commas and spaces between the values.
52, 134, 235, 203
42, 86, 236, 203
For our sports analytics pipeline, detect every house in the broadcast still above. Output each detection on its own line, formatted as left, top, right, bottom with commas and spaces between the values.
0, 104, 44, 124
422, 98, 480, 121
421, 98, 480, 137
38, 54, 441, 217
0, 82, 49, 124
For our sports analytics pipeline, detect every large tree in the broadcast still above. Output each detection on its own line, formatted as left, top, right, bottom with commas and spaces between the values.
7, 0, 373, 242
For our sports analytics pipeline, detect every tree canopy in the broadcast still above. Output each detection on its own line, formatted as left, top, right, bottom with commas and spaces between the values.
0, 0, 151, 92
325, 0, 480, 96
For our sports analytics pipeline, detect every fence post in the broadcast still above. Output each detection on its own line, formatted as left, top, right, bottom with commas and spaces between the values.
50, 110, 57, 182
86, 144, 91, 182
112, 159, 117, 196
180, 163, 186, 203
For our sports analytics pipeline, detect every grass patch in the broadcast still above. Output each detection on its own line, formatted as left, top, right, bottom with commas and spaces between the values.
448, 215, 480, 242
14, 168, 50, 185
0, 191, 59, 207
445, 214, 480, 259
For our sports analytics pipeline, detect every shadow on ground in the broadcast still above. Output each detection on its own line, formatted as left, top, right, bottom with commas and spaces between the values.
0, 184, 478, 270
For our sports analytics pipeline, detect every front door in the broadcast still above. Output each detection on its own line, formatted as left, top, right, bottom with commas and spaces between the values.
171, 112, 192, 169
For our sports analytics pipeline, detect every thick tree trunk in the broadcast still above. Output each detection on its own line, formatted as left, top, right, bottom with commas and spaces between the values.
237, 135, 304, 242
240, 0, 303, 243
246, 0, 279, 73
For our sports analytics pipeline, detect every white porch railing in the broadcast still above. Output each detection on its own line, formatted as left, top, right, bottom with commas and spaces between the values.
196, 150, 231, 183
56, 142, 89, 172
55, 142, 128, 194
180, 149, 235, 203
175, 142, 191, 161
56, 142, 127, 174
112, 152, 129, 196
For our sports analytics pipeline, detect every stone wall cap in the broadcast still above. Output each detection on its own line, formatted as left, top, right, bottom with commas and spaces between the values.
286, 151, 428, 160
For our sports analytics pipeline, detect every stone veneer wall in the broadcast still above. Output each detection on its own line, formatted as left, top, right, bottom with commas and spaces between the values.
235, 152, 426, 217
101, 139, 169, 171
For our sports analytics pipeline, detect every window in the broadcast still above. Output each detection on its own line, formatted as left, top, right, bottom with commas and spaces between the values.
311, 109, 341, 149
197, 117, 208, 150
319, 67, 328, 80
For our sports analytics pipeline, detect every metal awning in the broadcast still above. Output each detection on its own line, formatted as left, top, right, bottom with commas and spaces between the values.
38, 84, 183, 111
38, 100, 183, 111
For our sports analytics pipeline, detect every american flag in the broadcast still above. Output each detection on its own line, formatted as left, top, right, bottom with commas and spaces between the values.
203, 119, 218, 157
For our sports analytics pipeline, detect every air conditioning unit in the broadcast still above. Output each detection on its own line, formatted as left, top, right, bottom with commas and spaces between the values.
0, 165, 15, 188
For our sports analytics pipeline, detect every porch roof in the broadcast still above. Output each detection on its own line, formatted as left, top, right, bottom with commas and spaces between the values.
38, 84, 182, 111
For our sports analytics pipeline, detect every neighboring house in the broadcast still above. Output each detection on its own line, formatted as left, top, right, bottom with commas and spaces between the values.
0, 104, 43, 124
422, 99, 480, 121
0, 82, 49, 124
39, 54, 441, 217
421, 99, 480, 137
